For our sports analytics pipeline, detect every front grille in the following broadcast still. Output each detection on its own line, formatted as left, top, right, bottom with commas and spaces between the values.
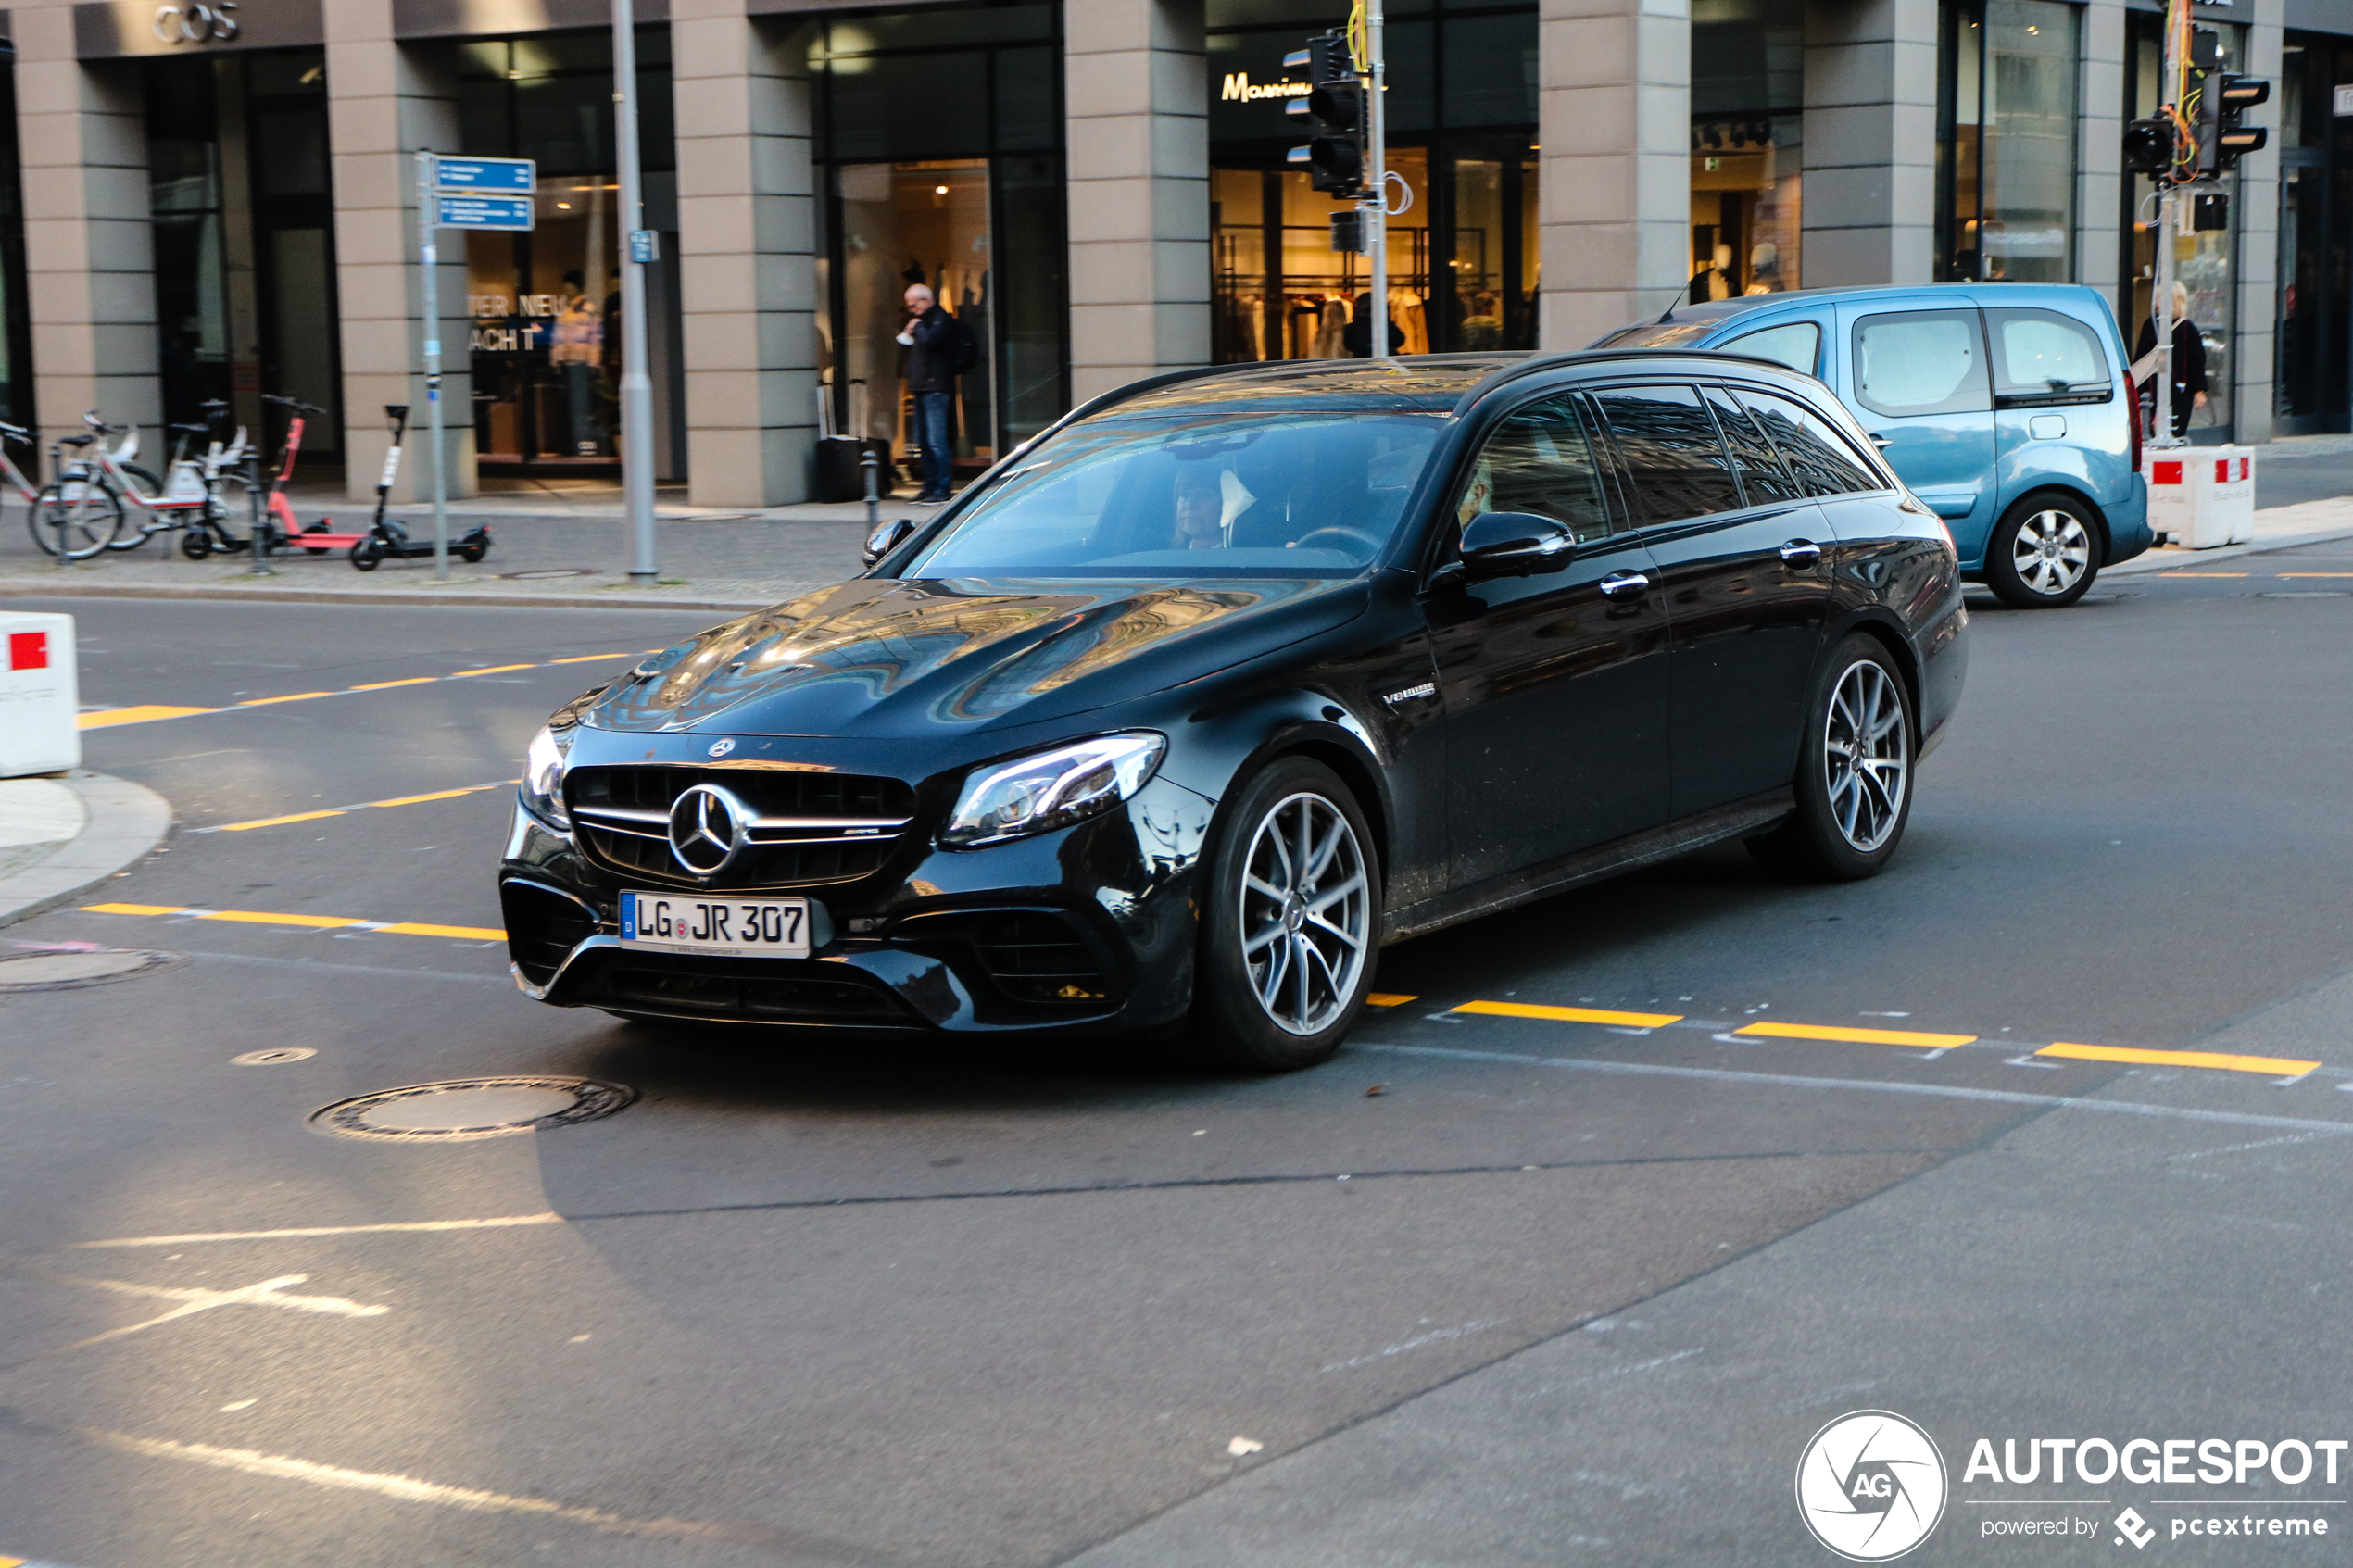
898, 909, 1116, 1006
568, 764, 917, 889
501, 880, 597, 986
596, 960, 914, 1023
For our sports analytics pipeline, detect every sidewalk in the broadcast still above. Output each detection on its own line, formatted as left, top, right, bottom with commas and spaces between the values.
0, 771, 172, 928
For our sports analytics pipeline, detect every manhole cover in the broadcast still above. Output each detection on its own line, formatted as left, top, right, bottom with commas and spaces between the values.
0, 947, 185, 992
498, 568, 600, 581
307, 1075, 635, 1141
2259, 590, 2350, 599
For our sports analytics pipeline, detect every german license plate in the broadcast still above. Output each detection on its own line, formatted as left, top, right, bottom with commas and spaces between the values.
620, 891, 811, 957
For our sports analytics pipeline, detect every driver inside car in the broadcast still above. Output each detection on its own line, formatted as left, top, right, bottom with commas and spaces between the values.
1172, 468, 1227, 550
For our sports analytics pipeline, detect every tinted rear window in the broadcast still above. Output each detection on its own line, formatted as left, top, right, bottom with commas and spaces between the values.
1591, 383, 1743, 524
1738, 389, 1885, 496
1986, 307, 2112, 401
1852, 309, 1992, 418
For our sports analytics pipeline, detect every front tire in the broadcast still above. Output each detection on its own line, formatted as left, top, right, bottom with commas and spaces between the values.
1985, 490, 2099, 608
1188, 758, 1379, 1072
1749, 633, 1915, 883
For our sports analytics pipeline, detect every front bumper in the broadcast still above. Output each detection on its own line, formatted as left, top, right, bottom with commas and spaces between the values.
499, 772, 1216, 1035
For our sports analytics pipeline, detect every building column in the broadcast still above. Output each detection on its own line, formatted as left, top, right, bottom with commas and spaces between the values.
1537, 0, 1691, 351
2074, 0, 2127, 298
2233, 0, 2284, 444
327, 7, 476, 501
1801, 0, 1937, 285
1063, 0, 1208, 403
13, 11, 157, 450
673, 1, 817, 508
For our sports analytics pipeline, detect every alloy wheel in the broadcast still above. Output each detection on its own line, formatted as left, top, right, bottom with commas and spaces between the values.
2009, 508, 2091, 597
1823, 660, 1909, 853
1239, 791, 1369, 1036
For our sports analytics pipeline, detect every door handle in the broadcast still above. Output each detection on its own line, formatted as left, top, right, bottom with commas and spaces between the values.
1598, 571, 1652, 599
1867, 433, 1893, 449
1779, 538, 1823, 569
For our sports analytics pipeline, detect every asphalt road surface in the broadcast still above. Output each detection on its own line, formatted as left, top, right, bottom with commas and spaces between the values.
3, 553, 2351, 1567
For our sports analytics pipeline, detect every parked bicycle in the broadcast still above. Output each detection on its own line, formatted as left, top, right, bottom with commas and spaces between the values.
29, 407, 245, 560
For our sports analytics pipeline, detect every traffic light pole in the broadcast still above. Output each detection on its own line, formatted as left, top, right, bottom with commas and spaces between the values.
613, 0, 659, 584
1362, 0, 1390, 363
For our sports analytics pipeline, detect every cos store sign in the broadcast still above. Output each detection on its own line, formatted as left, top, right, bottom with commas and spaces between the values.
151, 4, 239, 43
73, 0, 321, 56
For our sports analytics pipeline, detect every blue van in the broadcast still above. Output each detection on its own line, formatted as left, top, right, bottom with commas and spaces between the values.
1597, 283, 2149, 608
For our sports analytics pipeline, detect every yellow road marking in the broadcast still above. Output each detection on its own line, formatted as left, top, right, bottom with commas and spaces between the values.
373, 922, 507, 940
195, 909, 367, 929
79, 904, 503, 941
219, 810, 344, 831
2035, 1041, 2319, 1078
199, 779, 519, 834
78, 705, 216, 729
1453, 999, 1685, 1027
1736, 1021, 1976, 1047
69, 1212, 567, 1248
367, 788, 476, 808
1366, 993, 1416, 1007
71, 647, 668, 729
235, 691, 335, 707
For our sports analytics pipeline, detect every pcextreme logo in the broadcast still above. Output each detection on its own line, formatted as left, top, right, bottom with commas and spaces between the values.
1797, 1411, 1950, 1561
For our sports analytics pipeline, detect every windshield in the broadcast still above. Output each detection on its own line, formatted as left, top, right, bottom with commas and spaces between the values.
902, 410, 1446, 579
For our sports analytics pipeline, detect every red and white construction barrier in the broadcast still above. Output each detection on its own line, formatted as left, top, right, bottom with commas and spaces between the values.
0, 612, 80, 777
2144, 446, 2255, 550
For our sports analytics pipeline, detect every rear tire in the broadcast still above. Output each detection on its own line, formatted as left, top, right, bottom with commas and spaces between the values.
1184, 757, 1379, 1072
179, 527, 212, 560
1984, 490, 2099, 608
31, 483, 120, 559
349, 537, 383, 571
1748, 633, 1916, 883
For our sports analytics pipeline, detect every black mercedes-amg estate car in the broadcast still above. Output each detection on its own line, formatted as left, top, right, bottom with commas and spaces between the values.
501, 351, 1968, 1070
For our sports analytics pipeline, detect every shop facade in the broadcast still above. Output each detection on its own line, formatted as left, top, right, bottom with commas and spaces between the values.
1, 0, 2347, 512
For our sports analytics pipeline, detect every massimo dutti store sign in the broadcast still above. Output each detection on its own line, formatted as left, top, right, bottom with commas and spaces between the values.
74, 0, 322, 57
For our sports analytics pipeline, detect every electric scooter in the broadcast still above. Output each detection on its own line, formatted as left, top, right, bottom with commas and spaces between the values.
345, 405, 491, 571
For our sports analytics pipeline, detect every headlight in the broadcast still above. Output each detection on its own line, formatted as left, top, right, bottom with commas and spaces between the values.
521, 724, 572, 828
941, 733, 1165, 848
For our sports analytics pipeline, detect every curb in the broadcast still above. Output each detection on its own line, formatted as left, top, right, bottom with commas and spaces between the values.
0, 581, 774, 614
2108, 521, 2353, 576
0, 771, 173, 929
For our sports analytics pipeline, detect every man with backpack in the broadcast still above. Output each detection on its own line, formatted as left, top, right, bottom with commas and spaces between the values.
899, 282, 979, 503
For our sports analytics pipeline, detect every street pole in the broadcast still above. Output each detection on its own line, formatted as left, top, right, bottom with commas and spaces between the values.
415, 151, 449, 582
613, 0, 659, 585
2151, 0, 2182, 449
1362, 0, 1389, 363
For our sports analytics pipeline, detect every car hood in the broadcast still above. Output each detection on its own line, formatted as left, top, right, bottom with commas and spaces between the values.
587, 575, 1370, 738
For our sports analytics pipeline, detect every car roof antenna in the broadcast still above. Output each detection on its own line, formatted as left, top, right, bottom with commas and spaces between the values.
1655, 281, 1689, 324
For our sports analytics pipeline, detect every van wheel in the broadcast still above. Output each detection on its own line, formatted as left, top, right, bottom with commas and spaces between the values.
1749, 634, 1915, 883
1985, 491, 2099, 608
1185, 758, 1379, 1072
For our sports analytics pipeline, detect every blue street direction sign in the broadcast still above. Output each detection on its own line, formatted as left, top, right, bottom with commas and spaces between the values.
435, 194, 535, 231
432, 156, 535, 194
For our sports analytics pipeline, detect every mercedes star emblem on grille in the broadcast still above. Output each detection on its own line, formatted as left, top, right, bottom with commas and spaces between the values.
667, 783, 751, 875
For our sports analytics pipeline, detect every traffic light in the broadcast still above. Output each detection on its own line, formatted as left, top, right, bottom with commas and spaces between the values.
2122, 117, 2174, 175
2213, 73, 2271, 169
1284, 31, 1365, 197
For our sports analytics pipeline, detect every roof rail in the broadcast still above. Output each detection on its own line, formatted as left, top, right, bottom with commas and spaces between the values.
1449, 346, 1816, 415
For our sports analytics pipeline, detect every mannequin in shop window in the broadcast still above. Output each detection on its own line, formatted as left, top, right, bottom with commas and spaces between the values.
549, 270, 605, 457
1690, 242, 1737, 304
1744, 240, 1783, 295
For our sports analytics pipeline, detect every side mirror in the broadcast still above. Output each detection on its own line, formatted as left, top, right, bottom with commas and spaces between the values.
1456, 510, 1576, 580
862, 517, 915, 569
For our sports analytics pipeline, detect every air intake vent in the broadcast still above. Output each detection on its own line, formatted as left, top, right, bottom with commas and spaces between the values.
567, 764, 917, 889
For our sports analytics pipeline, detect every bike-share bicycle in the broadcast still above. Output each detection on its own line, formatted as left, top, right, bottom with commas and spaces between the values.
29, 406, 248, 560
